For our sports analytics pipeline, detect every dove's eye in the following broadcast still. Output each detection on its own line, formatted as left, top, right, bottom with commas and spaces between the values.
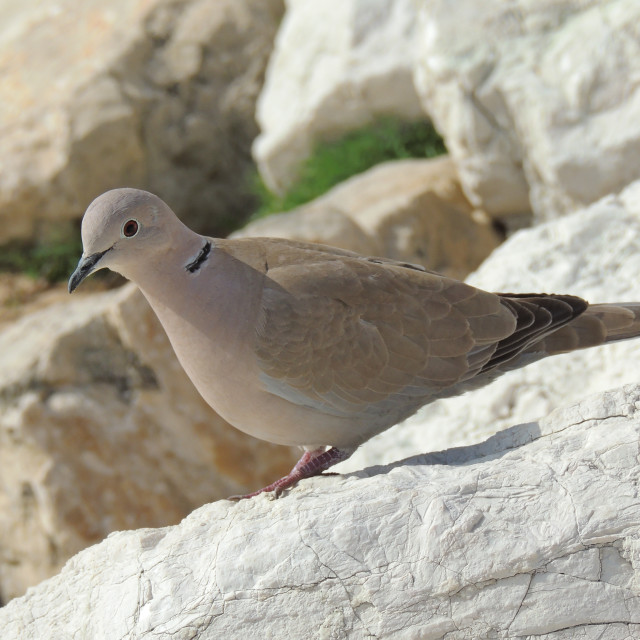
122, 219, 139, 238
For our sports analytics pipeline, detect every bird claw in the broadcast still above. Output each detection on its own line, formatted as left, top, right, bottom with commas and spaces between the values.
227, 446, 352, 500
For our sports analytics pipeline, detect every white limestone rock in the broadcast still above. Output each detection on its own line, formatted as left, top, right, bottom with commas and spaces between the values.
340, 182, 640, 472
1, 385, 640, 638
413, 0, 640, 219
0, 283, 296, 602
253, 0, 425, 193
0, 0, 283, 243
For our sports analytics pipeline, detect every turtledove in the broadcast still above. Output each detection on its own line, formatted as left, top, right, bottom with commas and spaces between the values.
69, 188, 640, 498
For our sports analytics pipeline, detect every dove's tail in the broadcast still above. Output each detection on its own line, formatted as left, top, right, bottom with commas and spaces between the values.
526, 302, 640, 356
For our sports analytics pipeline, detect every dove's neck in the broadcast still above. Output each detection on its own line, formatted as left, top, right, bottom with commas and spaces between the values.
128, 233, 264, 368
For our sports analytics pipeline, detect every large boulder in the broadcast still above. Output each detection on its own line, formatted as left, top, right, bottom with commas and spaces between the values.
235, 157, 502, 280
341, 181, 640, 471
0, 0, 284, 244
1, 385, 640, 638
254, 0, 640, 223
414, 0, 640, 219
0, 284, 296, 602
253, 0, 425, 193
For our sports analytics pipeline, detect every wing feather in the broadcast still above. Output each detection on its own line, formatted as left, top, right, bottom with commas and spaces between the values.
252, 250, 513, 418
226, 238, 589, 425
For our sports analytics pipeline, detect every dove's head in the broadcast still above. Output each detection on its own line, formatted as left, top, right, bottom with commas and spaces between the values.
68, 188, 184, 292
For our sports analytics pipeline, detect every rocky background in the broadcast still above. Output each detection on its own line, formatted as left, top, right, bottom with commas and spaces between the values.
1, 0, 640, 636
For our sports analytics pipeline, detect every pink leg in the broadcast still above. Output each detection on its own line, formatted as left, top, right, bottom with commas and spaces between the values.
230, 447, 352, 500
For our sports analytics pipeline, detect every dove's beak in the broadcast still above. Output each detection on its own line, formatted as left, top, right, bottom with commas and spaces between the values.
68, 249, 110, 293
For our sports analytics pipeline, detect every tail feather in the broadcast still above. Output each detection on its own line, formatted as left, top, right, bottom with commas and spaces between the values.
524, 303, 640, 356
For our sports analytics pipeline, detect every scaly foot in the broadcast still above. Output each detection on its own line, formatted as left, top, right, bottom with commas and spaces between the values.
230, 447, 352, 499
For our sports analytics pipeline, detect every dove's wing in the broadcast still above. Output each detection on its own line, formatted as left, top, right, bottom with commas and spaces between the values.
183, 237, 589, 437
246, 242, 520, 426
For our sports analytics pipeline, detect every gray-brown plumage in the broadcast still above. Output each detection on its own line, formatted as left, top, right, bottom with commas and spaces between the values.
68, 188, 640, 497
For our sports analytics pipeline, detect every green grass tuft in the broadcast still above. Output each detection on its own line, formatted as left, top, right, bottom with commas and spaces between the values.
0, 237, 83, 283
251, 117, 446, 219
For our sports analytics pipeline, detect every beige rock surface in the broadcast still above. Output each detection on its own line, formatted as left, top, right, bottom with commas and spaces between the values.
253, 0, 425, 193
414, 0, 640, 219
0, 283, 296, 602
234, 206, 380, 257
0, 0, 283, 244
236, 157, 502, 279
2, 384, 640, 638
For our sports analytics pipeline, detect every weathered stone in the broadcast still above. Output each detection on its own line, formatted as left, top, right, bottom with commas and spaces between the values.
236, 157, 502, 279
233, 206, 380, 257
253, 0, 424, 193
414, 0, 640, 219
0, 0, 284, 244
2, 384, 640, 638
0, 284, 296, 601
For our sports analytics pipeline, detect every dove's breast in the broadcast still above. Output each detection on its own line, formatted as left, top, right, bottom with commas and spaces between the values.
138, 271, 379, 449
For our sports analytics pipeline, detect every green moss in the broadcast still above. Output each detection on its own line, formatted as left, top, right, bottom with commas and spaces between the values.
251, 117, 446, 219
0, 237, 83, 283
